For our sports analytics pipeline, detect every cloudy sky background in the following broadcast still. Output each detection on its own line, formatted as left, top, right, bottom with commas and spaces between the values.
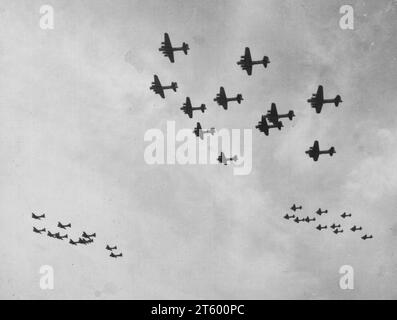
0, 0, 396, 299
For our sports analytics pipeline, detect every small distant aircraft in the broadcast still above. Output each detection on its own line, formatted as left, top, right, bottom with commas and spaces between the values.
78, 237, 93, 245
217, 152, 238, 165
265, 103, 295, 125
33, 227, 46, 234
283, 214, 295, 220
213, 87, 243, 110
316, 208, 328, 216
110, 252, 123, 258
334, 229, 344, 234
290, 204, 302, 212
32, 212, 45, 220
47, 231, 56, 238
361, 234, 373, 240
82, 232, 96, 239
150, 75, 177, 99
316, 224, 327, 231
294, 217, 305, 223
69, 239, 78, 245
256, 116, 283, 136
57, 222, 71, 229
237, 47, 270, 75
350, 225, 362, 232
307, 85, 342, 114
341, 212, 352, 219
193, 122, 215, 140
106, 245, 117, 251
306, 140, 335, 161
330, 223, 341, 229
304, 216, 316, 223
55, 233, 68, 240
159, 33, 189, 63
181, 97, 206, 118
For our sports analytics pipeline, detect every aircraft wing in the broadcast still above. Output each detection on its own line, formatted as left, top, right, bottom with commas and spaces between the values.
316, 85, 324, 101
243, 47, 253, 75
312, 86, 324, 113
185, 98, 193, 118
151, 75, 165, 98
219, 87, 227, 109
162, 33, 175, 63
270, 103, 278, 120
312, 141, 320, 161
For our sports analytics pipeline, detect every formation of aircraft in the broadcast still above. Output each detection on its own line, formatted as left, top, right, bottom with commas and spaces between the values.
193, 122, 215, 140
150, 75, 177, 98
217, 152, 238, 165
181, 97, 206, 118
159, 33, 189, 63
82, 232, 96, 239
256, 116, 283, 136
307, 85, 342, 114
106, 245, 122, 258
265, 103, 295, 125
305, 141, 335, 162
213, 87, 243, 110
237, 47, 270, 75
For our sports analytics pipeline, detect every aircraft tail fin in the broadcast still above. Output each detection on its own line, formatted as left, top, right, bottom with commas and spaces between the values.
236, 94, 243, 104
329, 147, 336, 156
231, 155, 238, 162
262, 56, 270, 68
171, 82, 178, 92
288, 110, 295, 120
182, 43, 189, 55
200, 104, 206, 113
334, 95, 342, 106
209, 128, 215, 135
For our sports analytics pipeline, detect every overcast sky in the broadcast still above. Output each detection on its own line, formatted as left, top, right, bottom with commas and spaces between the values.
0, 0, 396, 299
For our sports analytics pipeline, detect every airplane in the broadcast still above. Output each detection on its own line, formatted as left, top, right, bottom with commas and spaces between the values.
159, 33, 189, 63
150, 75, 177, 99
33, 227, 46, 234
316, 208, 328, 216
361, 234, 373, 240
305, 140, 335, 161
255, 116, 283, 136
213, 87, 243, 110
217, 152, 238, 165
55, 233, 68, 240
341, 212, 352, 218
290, 204, 302, 212
181, 97, 206, 118
283, 214, 295, 220
316, 224, 327, 231
106, 245, 117, 251
294, 217, 305, 223
78, 237, 93, 245
32, 212, 45, 220
265, 103, 295, 125
69, 239, 78, 246
47, 231, 56, 238
304, 216, 316, 223
330, 223, 341, 229
110, 252, 123, 258
334, 229, 344, 234
57, 222, 71, 229
350, 225, 362, 232
193, 122, 215, 140
82, 232, 96, 239
237, 47, 270, 75
307, 85, 342, 114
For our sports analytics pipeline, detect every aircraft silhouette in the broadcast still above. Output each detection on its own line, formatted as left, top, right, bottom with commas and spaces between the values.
341, 212, 352, 218
361, 234, 373, 240
284, 214, 295, 220
82, 232, 96, 239
350, 225, 362, 232
69, 239, 78, 245
294, 217, 305, 223
181, 97, 206, 118
33, 227, 46, 234
217, 152, 238, 165
32, 212, 45, 220
330, 223, 341, 229
106, 245, 117, 251
159, 33, 189, 63
47, 231, 56, 238
265, 103, 295, 125
57, 222, 71, 229
193, 122, 215, 140
290, 204, 302, 212
316, 224, 327, 231
307, 85, 342, 113
316, 208, 328, 216
237, 47, 269, 75
213, 87, 243, 110
334, 229, 344, 234
256, 116, 283, 136
150, 75, 177, 99
55, 233, 68, 240
110, 252, 123, 258
304, 216, 316, 223
306, 141, 335, 161
78, 237, 93, 245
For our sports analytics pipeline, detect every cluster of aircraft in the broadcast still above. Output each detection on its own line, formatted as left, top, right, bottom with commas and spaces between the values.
286, 205, 373, 240
32, 212, 123, 258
